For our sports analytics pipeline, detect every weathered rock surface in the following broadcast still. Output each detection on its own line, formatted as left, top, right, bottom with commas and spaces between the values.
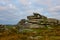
17, 13, 60, 29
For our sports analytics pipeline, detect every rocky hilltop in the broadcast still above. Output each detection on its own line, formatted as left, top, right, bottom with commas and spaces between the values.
17, 13, 60, 28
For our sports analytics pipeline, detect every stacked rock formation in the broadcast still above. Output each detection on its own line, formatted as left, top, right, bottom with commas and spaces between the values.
27, 13, 47, 28
17, 13, 60, 29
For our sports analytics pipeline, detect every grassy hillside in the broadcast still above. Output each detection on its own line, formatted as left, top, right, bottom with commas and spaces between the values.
0, 26, 60, 40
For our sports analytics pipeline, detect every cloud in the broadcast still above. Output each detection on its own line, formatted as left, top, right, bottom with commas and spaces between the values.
19, 0, 28, 5
0, 0, 60, 24
0, 4, 17, 11
0, 0, 18, 24
48, 6, 60, 19
0, 6, 6, 10
48, 6, 60, 12
35, 0, 52, 6
19, 0, 31, 6
0, 0, 12, 2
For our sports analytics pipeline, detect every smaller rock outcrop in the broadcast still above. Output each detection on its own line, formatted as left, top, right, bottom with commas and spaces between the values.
0, 25, 5, 32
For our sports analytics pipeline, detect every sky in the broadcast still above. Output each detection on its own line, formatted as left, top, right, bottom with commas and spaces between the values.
0, 0, 60, 24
